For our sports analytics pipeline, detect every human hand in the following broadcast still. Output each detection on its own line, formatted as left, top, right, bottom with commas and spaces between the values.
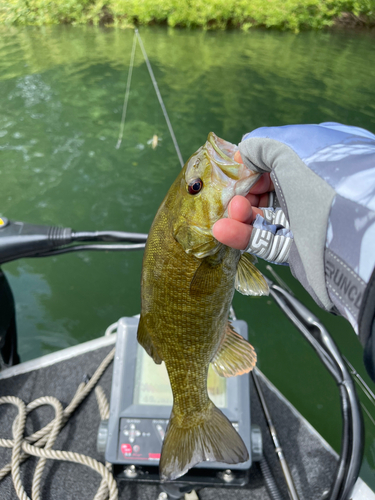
212, 122, 375, 383
213, 122, 375, 318
213, 151, 292, 265
213, 123, 353, 313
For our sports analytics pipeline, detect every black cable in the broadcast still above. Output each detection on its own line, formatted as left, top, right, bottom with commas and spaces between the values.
34, 243, 146, 257
0, 221, 148, 264
71, 231, 148, 243
265, 279, 364, 500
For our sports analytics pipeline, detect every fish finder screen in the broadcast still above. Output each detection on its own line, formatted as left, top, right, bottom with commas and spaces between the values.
133, 345, 227, 408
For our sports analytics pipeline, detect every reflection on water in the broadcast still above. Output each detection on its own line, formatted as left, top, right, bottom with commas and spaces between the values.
0, 25, 374, 487
7, 264, 80, 356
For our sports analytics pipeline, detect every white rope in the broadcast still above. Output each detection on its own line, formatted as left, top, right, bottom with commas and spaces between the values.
95, 386, 110, 421
0, 348, 117, 500
94, 386, 113, 500
30, 397, 64, 500
104, 322, 118, 337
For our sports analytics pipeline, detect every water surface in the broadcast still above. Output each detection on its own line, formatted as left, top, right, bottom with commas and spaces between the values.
0, 25, 374, 487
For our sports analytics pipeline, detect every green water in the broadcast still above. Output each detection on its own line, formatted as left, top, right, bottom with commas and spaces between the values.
0, 25, 375, 488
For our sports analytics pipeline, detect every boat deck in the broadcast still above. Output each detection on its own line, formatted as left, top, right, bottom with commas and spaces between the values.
0, 334, 338, 500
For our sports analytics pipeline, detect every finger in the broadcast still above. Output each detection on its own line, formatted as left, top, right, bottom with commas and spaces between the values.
245, 193, 260, 207
229, 195, 263, 224
246, 192, 269, 208
248, 173, 274, 195
212, 218, 252, 250
258, 193, 270, 208
234, 150, 243, 164
228, 195, 254, 224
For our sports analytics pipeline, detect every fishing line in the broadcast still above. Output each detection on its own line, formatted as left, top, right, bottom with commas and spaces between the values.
116, 31, 137, 149
266, 265, 294, 296
343, 355, 375, 430
116, 29, 184, 168
361, 403, 375, 428
343, 355, 375, 407
135, 29, 184, 168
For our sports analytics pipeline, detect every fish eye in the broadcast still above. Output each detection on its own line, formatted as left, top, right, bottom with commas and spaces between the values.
187, 178, 203, 195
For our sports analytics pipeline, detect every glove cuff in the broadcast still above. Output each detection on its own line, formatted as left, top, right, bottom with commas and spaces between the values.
246, 209, 293, 265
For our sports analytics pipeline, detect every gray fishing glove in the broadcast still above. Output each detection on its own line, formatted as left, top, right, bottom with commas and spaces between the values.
238, 123, 375, 379
246, 207, 292, 265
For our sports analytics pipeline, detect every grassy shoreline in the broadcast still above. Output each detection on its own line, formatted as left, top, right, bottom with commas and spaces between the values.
0, 0, 374, 32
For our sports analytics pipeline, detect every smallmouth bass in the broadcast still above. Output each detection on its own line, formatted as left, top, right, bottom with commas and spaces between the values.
138, 133, 269, 481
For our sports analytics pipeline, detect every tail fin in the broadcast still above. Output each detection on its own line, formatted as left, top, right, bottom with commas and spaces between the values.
159, 401, 248, 481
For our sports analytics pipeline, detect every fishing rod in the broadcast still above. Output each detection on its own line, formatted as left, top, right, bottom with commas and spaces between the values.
252, 369, 300, 500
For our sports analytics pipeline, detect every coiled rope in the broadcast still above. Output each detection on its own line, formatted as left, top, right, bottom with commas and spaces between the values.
0, 347, 117, 500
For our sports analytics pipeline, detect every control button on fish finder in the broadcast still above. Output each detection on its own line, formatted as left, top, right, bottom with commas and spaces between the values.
121, 443, 132, 456
123, 426, 142, 442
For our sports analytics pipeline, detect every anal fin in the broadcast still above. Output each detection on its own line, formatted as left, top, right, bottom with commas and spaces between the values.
137, 314, 162, 364
211, 322, 256, 377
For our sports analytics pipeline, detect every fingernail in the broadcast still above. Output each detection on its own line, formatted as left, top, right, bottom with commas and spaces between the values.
234, 150, 243, 164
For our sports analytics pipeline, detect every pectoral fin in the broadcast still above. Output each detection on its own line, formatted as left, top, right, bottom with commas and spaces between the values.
137, 314, 162, 364
211, 322, 256, 377
173, 224, 221, 259
235, 253, 269, 296
190, 259, 222, 297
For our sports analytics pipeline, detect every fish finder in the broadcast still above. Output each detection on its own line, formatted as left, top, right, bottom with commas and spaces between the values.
99, 317, 262, 485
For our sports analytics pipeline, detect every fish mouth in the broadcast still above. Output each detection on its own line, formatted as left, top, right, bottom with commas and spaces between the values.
205, 133, 260, 214
185, 133, 260, 206
207, 133, 242, 180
